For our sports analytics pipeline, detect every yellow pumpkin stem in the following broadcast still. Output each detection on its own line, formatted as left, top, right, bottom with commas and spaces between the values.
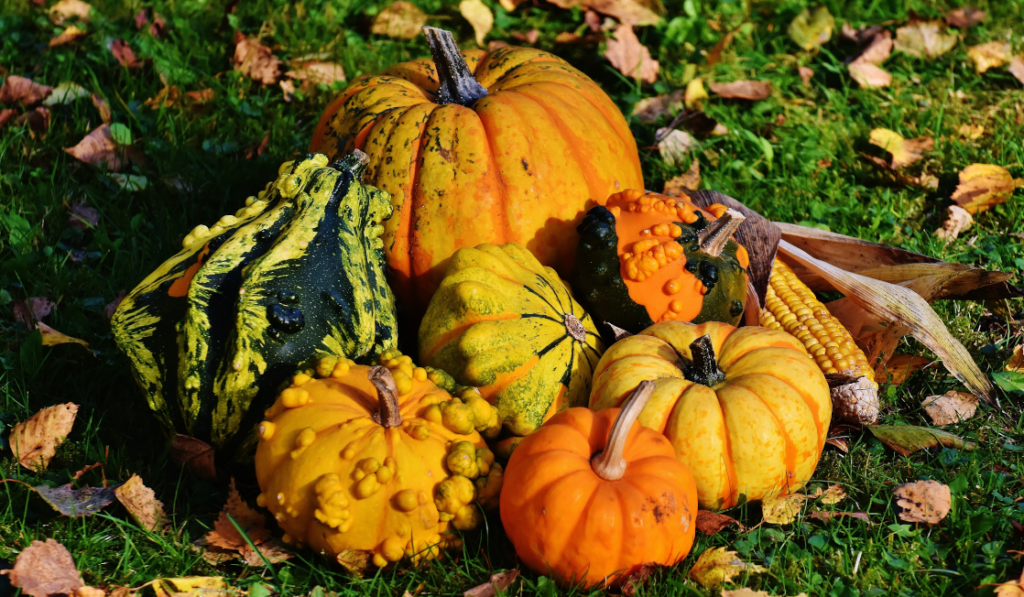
698, 208, 746, 257
684, 335, 726, 386
422, 27, 489, 107
369, 366, 403, 428
592, 380, 655, 481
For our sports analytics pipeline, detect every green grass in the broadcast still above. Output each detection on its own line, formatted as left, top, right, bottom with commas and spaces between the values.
2, 0, 1023, 595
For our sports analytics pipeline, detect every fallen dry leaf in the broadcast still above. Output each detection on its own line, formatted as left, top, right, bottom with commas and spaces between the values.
1007, 345, 1023, 372
957, 123, 985, 140
708, 80, 770, 100
5, 539, 84, 597
0, 76, 54, 106
809, 510, 870, 524
37, 322, 89, 348
688, 547, 766, 588
0, 108, 15, 128
994, 569, 1024, 597
656, 128, 697, 168
69, 202, 100, 230
787, 6, 833, 51
115, 474, 166, 531
153, 577, 231, 597
279, 78, 296, 102
868, 424, 975, 456
663, 159, 700, 195
33, 482, 118, 517
371, 1, 428, 39
632, 89, 683, 123
460, 0, 493, 47
16, 107, 50, 137
186, 88, 215, 104
11, 297, 55, 328
922, 391, 978, 425
722, 590, 809, 597
285, 62, 346, 88
109, 39, 142, 69
798, 66, 814, 86
620, 564, 656, 597
811, 484, 847, 505
103, 291, 127, 320
462, 569, 519, 597
604, 25, 658, 84
43, 82, 90, 107
894, 21, 958, 59
65, 124, 126, 171
950, 163, 1023, 214
1010, 56, 1024, 84
232, 32, 282, 85
49, 0, 92, 25
145, 85, 180, 110
857, 30, 894, 65
9, 403, 79, 471
946, 8, 985, 28
860, 152, 938, 188
934, 205, 973, 243
685, 77, 708, 109
170, 433, 217, 480
50, 25, 88, 47
849, 60, 891, 88
510, 29, 539, 44
894, 480, 951, 524
695, 510, 743, 535
883, 354, 933, 383
91, 93, 111, 123
761, 493, 807, 525
202, 479, 292, 566
545, 0, 663, 26
868, 128, 933, 168
967, 41, 1011, 73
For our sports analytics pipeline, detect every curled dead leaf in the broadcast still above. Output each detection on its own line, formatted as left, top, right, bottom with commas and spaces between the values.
109, 39, 142, 69
950, 163, 1022, 214
656, 128, 696, 168
945, 8, 985, 28
1007, 345, 1023, 373
371, 2, 427, 39
0, 76, 54, 107
91, 93, 111, 123
32, 482, 119, 517
50, 25, 88, 47
922, 391, 978, 425
849, 60, 891, 88
202, 479, 292, 566
632, 89, 683, 123
460, 0, 493, 47
1009, 56, 1024, 84
5, 539, 84, 597
761, 493, 807, 525
546, 0, 663, 26
285, 62, 346, 89
695, 510, 743, 535
232, 32, 282, 85
894, 480, 950, 524
64, 124, 126, 171
809, 510, 870, 524
688, 547, 766, 588
894, 21, 958, 59
882, 354, 933, 384
868, 128, 933, 168
787, 6, 833, 51
11, 297, 55, 329
708, 80, 770, 100
798, 66, 814, 86
115, 474, 166, 531
604, 25, 658, 84
49, 0, 92, 25
809, 484, 847, 505
462, 570, 520, 597
868, 424, 975, 456
170, 434, 217, 481
663, 159, 700, 195
967, 42, 1011, 73
69, 202, 100, 230
934, 205, 973, 243
9, 403, 79, 471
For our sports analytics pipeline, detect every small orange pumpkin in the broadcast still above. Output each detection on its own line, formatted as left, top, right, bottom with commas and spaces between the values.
500, 382, 698, 588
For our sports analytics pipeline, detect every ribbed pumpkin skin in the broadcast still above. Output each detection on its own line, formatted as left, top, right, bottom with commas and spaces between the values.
255, 356, 501, 570
310, 45, 644, 317
500, 406, 697, 588
589, 321, 831, 509
418, 243, 605, 439
111, 153, 398, 461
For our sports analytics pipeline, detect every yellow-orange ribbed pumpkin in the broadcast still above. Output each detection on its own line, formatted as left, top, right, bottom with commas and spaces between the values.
310, 28, 643, 318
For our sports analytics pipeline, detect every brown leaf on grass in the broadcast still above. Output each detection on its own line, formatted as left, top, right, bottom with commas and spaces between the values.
1008, 345, 1023, 372
4, 539, 84, 597
115, 474, 165, 531
232, 32, 282, 85
859, 152, 937, 188
868, 129, 933, 168
33, 483, 118, 517
285, 62, 346, 89
663, 159, 700, 195
695, 510, 743, 535
145, 85, 180, 110
950, 163, 1023, 214
545, 0, 663, 26
65, 124, 126, 171
894, 21, 958, 59
170, 434, 217, 481
761, 493, 807, 525
9, 403, 78, 471
945, 8, 985, 28
809, 510, 870, 524
882, 354, 932, 383
460, 0, 493, 46
620, 564, 656, 597
69, 202, 100, 230
894, 480, 951, 524
605, 25, 658, 84
867, 424, 975, 456
11, 297, 55, 329
787, 6, 834, 51
109, 40, 142, 69
856, 30, 893, 64
186, 88, 215, 104
708, 80, 770, 100
0, 108, 15, 128
279, 78, 296, 102
798, 66, 814, 86
37, 322, 89, 348
463, 570, 520, 597
49, 0, 92, 25
825, 436, 849, 452
922, 391, 978, 425
656, 128, 696, 168
957, 123, 985, 140
994, 569, 1024, 597
934, 205, 973, 243
50, 25, 88, 47
202, 479, 291, 566
371, 1, 428, 39
688, 548, 766, 588
1010, 56, 1024, 84
0, 76, 54, 106
16, 107, 51, 137
809, 484, 847, 505
705, 28, 736, 67
91, 93, 111, 123
849, 61, 891, 88
633, 89, 683, 123
967, 41, 1011, 73
148, 13, 167, 37
722, 590, 809, 597
103, 291, 127, 320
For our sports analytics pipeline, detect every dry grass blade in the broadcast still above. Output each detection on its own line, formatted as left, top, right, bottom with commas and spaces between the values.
777, 240, 998, 407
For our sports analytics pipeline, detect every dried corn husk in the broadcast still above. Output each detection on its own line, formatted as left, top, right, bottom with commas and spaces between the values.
778, 240, 998, 408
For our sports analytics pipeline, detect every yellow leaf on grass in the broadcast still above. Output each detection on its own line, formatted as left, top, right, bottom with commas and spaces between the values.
153, 577, 233, 597
994, 569, 1024, 597
49, 0, 92, 25
868, 128, 933, 168
688, 547, 766, 588
37, 321, 89, 348
685, 77, 708, 108
883, 354, 933, 383
761, 493, 807, 524
950, 163, 1023, 214
459, 0, 493, 47
810, 484, 847, 505
967, 41, 1011, 73
894, 21, 958, 59
10, 403, 79, 471
1007, 345, 1023, 372
371, 2, 427, 39
787, 7, 834, 51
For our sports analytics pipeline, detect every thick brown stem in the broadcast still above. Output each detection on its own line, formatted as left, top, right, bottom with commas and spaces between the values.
422, 27, 489, 107
564, 313, 587, 342
684, 335, 726, 387
698, 208, 746, 257
369, 366, 403, 428
592, 381, 655, 481
605, 322, 634, 342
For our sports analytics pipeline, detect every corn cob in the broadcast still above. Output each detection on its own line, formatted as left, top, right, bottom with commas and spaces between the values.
760, 259, 879, 425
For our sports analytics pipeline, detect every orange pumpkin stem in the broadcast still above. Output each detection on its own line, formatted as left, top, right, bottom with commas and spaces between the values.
422, 27, 489, 107
698, 208, 746, 257
684, 335, 725, 386
368, 366, 403, 428
591, 380, 655, 481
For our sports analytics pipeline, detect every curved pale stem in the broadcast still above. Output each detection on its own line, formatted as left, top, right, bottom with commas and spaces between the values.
592, 380, 655, 481
369, 366, 403, 428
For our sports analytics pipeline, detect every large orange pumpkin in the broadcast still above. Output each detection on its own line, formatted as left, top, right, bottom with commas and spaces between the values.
500, 382, 698, 588
589, 321, 831, 510
310, 28, 643, 318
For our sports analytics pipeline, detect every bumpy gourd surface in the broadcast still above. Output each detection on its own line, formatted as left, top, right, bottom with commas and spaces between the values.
255, 353, 501, 570
111, 153, 397, 460
309, 46, 644, 316
418, 243, 605, 439
589, 321, 832, 509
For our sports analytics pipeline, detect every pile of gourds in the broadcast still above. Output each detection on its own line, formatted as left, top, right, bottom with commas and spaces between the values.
114, 26, 901, 588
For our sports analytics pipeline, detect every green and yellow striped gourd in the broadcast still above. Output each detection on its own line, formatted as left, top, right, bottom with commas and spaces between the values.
111, 151, 398, 462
